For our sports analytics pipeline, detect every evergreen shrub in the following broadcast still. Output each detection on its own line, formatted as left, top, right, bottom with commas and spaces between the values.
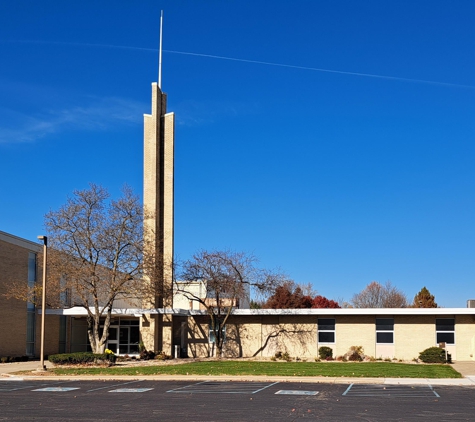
419, 347, 450, 364
48, 352, 116, 365
318, 346, 333, 360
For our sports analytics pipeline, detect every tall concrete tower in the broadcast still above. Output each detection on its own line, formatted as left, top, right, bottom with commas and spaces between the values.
142, 82, 175, 352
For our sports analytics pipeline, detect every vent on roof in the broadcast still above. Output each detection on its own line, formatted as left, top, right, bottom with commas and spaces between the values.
467, 300, 475, 308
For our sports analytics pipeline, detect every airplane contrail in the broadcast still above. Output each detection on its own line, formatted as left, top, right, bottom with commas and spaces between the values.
164, 49, 474, 90
5, 40, 474, 90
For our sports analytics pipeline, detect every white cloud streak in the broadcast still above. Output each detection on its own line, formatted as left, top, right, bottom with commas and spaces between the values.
0, 97, 146, 144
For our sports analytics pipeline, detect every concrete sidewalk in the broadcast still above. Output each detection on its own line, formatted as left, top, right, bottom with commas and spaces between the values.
0, 360, 53, 375
450, 361, 475, 377
2, 360, 475, 386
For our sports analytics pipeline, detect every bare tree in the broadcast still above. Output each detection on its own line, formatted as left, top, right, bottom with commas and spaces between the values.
177, 250, 282, 358
351, 281, 408, 308
44, 184, 144, 353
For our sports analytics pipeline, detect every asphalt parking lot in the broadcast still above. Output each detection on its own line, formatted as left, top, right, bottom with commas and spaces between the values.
1, 379, 475, 421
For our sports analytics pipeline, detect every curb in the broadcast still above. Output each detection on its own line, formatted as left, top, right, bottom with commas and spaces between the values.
2, 373, 473, 386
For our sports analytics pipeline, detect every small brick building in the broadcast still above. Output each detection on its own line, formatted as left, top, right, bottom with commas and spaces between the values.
2, 230, 474, 361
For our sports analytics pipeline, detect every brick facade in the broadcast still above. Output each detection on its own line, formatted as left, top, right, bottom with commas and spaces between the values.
0, 231, 62, 358
185, 310, 475, 361
141, 83, 175, 354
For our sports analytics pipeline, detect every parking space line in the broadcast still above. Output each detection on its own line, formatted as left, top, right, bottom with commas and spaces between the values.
428, 385, 440, 398
87, 380, 144, 392
342, 384, 440, 398
252, 381, 279, 394
166, 381, 210, 393
342, 383, 354, 396
167, 381, 278, 394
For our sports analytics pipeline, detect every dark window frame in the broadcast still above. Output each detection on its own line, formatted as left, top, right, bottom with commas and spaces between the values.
436, 318, 455, 345
318, 318, 335, 344
376, 318, 394, 344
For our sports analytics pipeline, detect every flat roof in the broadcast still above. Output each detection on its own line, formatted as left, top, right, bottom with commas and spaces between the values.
0, 230, 41, 251
46, 307, 475, 317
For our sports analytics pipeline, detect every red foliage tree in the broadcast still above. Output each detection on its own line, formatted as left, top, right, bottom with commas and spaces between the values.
311, 295, 341, 308
264, 282, 313, 309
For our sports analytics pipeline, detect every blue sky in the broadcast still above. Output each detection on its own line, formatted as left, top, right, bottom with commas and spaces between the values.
1, 1, 474, 307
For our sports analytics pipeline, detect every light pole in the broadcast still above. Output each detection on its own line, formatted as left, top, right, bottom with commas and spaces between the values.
37, 235, 47, 371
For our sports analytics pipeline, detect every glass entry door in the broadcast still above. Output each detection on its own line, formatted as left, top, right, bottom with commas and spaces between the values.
107, 327, 119, 353
105, 320, 140, 355
119, 325, 140, 354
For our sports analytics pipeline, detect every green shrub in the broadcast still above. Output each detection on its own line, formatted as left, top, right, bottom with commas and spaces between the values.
48, 352, 116, 365
0, 356, 30, 363
419, 347, 450, 364
318, 346, 333, 360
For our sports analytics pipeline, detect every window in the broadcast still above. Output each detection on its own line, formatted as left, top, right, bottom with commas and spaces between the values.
436, 318, 455, 345
376, 318, 394, 344
318, 318, 335, 343
209, 321, 226, 344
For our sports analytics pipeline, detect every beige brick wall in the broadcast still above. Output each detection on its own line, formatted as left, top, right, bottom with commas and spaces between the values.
394, 315, 435, 361
187, 316, 210, 358
184, 313, 475, 361
142, 84, 175, 353
223, 316, 262, 358
334, 315, 375, 358
187, 315, 317, 359
455, 315, 475, 361
163, 111, 174, 297
272, 315, 317, 358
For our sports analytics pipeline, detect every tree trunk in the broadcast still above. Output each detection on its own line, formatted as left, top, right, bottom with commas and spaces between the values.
216, 343, 223, 358
87, 314, 106, 354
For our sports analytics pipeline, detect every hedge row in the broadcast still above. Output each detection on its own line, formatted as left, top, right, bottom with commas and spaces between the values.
0, 356, 30, 364
48, 352, 116, 365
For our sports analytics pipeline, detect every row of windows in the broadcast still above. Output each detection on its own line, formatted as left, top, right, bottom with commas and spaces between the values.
317, 318, 455, 345
207, 318, 456, 345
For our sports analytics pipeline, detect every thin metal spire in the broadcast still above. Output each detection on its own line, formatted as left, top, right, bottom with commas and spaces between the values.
158, 10, 163, 89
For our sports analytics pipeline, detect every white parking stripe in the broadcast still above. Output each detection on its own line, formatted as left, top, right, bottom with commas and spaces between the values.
342, 383, 354, 396
428, 384, 440, 398
167, 381, 278, 394
252, 381, 279, 394
87, 380, 144, 392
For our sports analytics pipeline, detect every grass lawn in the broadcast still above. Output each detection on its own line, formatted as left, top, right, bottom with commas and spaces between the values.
50, 360, 462, 378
